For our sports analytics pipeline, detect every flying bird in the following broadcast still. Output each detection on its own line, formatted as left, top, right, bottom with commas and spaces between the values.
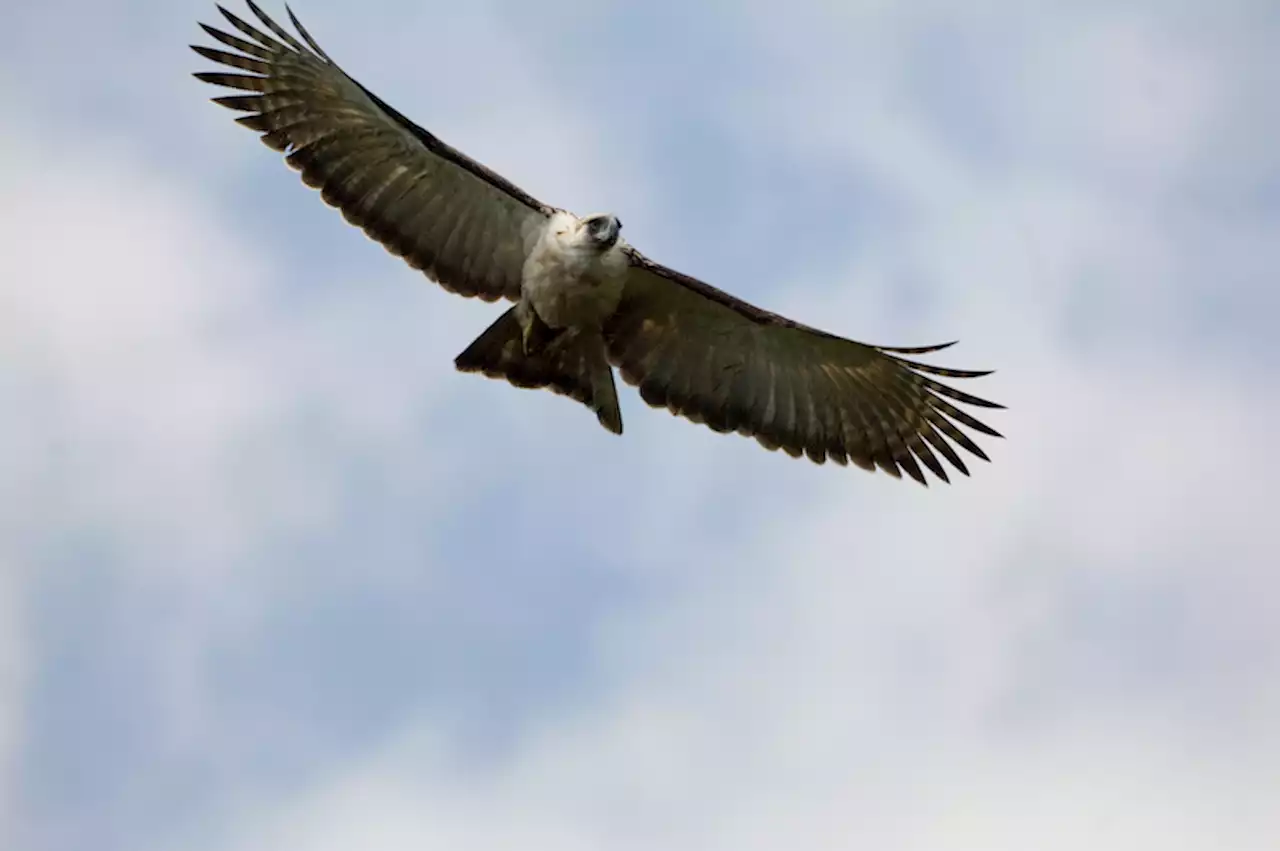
192, 1, 1004, 486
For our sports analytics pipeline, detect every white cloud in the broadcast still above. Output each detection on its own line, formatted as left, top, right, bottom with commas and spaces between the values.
0, 569, 23, 851
4, 1, 1278, 850
183, 2, 1278, 846
198, 336, 1279, 850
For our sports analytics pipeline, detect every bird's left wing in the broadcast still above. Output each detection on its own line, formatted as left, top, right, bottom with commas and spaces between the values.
605, 251, 1005, 486
192, 2, 552, 302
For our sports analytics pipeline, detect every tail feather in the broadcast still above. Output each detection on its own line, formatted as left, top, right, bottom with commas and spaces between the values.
455, 306, 624, 434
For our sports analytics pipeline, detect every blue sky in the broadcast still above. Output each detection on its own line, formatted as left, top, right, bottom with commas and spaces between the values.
2, 1, 1278, 849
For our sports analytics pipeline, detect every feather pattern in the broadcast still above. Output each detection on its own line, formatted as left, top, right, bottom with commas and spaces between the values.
606, 256, 1005, 485
192, 1, 552, 302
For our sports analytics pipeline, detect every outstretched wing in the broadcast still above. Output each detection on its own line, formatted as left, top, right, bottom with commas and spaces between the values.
191, 1, 552, 302
605, 251, 1005, 486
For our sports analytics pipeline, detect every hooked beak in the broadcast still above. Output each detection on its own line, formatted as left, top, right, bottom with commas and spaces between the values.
586, 215, 621, 248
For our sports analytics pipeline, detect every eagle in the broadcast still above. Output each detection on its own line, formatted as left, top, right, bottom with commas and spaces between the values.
192, 1, 1004, 486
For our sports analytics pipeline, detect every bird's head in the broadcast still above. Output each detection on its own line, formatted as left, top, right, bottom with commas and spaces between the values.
580, 213, 622, 250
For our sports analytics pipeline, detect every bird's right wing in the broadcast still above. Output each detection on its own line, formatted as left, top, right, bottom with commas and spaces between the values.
606, 250, 1004, 486
192, 1, 552, 302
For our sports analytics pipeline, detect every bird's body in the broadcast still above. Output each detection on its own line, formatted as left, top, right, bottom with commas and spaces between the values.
191, 1, 1006, 485
523, 212, 628, 331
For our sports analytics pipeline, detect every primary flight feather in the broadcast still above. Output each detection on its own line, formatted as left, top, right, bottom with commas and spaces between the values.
192, 1, 1005, 486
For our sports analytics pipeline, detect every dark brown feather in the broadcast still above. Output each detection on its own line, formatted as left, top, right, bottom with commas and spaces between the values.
455, 307, 623, 435
605, 259, 1005, 486
192, 2, 554, 302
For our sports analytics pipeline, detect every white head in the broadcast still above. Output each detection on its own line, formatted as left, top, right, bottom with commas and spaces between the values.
551, 211, 623, 252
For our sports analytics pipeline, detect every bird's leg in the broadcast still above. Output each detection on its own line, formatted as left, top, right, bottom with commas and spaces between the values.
517, 302, 561, 357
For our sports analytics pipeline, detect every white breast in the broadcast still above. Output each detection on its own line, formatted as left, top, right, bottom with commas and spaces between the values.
521, 212, 627, 329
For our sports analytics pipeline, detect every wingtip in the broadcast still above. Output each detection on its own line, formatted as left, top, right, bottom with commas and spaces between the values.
876, 339, 960, 355
285, 2, 332, 60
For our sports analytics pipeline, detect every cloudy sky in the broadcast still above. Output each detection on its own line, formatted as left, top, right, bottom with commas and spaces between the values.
3, 0, 1279, 848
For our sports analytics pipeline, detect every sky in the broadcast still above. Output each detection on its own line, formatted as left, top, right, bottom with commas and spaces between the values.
2, 0, 1278, 848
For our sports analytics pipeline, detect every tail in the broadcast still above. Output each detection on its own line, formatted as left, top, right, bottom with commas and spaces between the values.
455, 306, 624, 435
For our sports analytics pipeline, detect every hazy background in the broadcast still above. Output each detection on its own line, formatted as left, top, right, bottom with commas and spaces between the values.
2, 1, 1278, 849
